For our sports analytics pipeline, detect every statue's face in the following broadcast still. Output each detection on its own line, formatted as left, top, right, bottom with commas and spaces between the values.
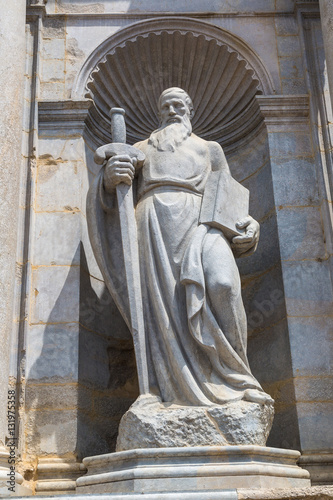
159, 92, 190, 127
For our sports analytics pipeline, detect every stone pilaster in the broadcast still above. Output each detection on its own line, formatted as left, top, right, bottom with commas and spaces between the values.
258, 95, 333, 483
319, 0, 333, 111
0, 0, 27, 494
26, 100, 91, 495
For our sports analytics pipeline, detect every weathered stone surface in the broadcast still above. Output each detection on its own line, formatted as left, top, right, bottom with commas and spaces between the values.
36, 156, 64, 187
42, 38, 65, 60
26, 408, 78, 456
277, 35, 302, 57
281, 78, 307, 95
269, 157, 319, 207
42, 17, 65, 39
77, 326, 110, 388
288, 316, 333, 377
31, 265, 80, 324
116, 395, 274, 451
56, 0, 104, 14
275, 16, 299, 36
33, 212, 81, 266
52, 0, 296, 15
248, 321, 291, 385
282, 260, 333, 317
268, 131, 313, 159
238, 485, 333, 499
26, 323, 79, 381
277, 207, 326, 261
297, 402, 333, 452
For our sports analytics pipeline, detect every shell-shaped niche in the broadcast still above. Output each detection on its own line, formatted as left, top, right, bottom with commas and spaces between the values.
84, 19, 273, 149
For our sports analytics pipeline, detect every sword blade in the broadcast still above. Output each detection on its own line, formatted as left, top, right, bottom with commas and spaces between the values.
110, 107, 149, 395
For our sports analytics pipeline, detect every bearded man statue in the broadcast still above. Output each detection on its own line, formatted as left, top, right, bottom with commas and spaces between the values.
87, 87, 274, 450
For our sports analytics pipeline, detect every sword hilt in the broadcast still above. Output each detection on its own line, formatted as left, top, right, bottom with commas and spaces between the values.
110, 107, 126, 144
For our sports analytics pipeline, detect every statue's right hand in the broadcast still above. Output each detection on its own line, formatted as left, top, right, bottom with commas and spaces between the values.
103, 154, 136, 192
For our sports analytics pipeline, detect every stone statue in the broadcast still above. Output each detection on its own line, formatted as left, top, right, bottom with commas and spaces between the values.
87, 87, 274, 450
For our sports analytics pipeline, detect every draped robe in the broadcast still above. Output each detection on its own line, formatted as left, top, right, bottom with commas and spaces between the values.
87, 134, 265, 406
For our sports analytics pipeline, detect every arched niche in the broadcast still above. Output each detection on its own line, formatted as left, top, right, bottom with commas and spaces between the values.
74, 19, 299, 451
73, 17, 274, 152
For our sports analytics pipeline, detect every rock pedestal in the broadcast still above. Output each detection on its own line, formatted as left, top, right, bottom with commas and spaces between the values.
116, 395, 274, 451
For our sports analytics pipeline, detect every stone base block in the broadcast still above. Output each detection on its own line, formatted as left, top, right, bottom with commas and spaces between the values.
76, 445, 310, 494
36, 457, 87, 496
299, 453, 333, 485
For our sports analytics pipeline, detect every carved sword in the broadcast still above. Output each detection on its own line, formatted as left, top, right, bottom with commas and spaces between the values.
95, 108, 149, 395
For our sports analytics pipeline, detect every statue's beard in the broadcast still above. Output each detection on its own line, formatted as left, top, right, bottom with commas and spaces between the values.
149, 116, 192, 152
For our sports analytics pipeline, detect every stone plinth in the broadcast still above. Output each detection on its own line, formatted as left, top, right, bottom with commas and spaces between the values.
76, 446, 310, 495
299, 453, 333, 486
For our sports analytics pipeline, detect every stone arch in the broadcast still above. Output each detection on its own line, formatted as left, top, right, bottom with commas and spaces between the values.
73, 17, 274, 149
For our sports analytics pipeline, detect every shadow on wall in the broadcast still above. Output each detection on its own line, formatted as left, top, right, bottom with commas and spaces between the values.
226, 125, 301, 451
77, 245, 139, 459
26, 253, 82, 463
25, 248, 139, 465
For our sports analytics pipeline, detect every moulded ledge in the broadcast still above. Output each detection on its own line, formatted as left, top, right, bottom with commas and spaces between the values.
76, 445, 310, 494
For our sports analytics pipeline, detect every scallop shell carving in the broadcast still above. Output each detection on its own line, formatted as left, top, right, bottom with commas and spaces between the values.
86, 28, 266, 147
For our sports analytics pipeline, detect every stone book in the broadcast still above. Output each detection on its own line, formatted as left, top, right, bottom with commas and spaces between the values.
200, 170, 250, 239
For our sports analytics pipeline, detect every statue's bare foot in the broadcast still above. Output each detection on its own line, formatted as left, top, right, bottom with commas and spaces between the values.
243, 389, 274, 405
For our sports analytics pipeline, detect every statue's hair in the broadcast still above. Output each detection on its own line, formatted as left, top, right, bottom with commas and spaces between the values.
158, 87, 194, 117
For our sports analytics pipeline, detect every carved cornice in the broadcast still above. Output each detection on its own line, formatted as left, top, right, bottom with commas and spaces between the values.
36, 458, 86, 495
256, 95, 309, 125
296, 0, 319, 5
72, 17, 274, 149
38, 99, 93, 134
295, 0, 320, 17
27, 0, 47, 6
26, 0, 47, 17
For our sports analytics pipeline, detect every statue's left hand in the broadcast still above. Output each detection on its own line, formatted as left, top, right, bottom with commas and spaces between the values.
231, 216, 260, 258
